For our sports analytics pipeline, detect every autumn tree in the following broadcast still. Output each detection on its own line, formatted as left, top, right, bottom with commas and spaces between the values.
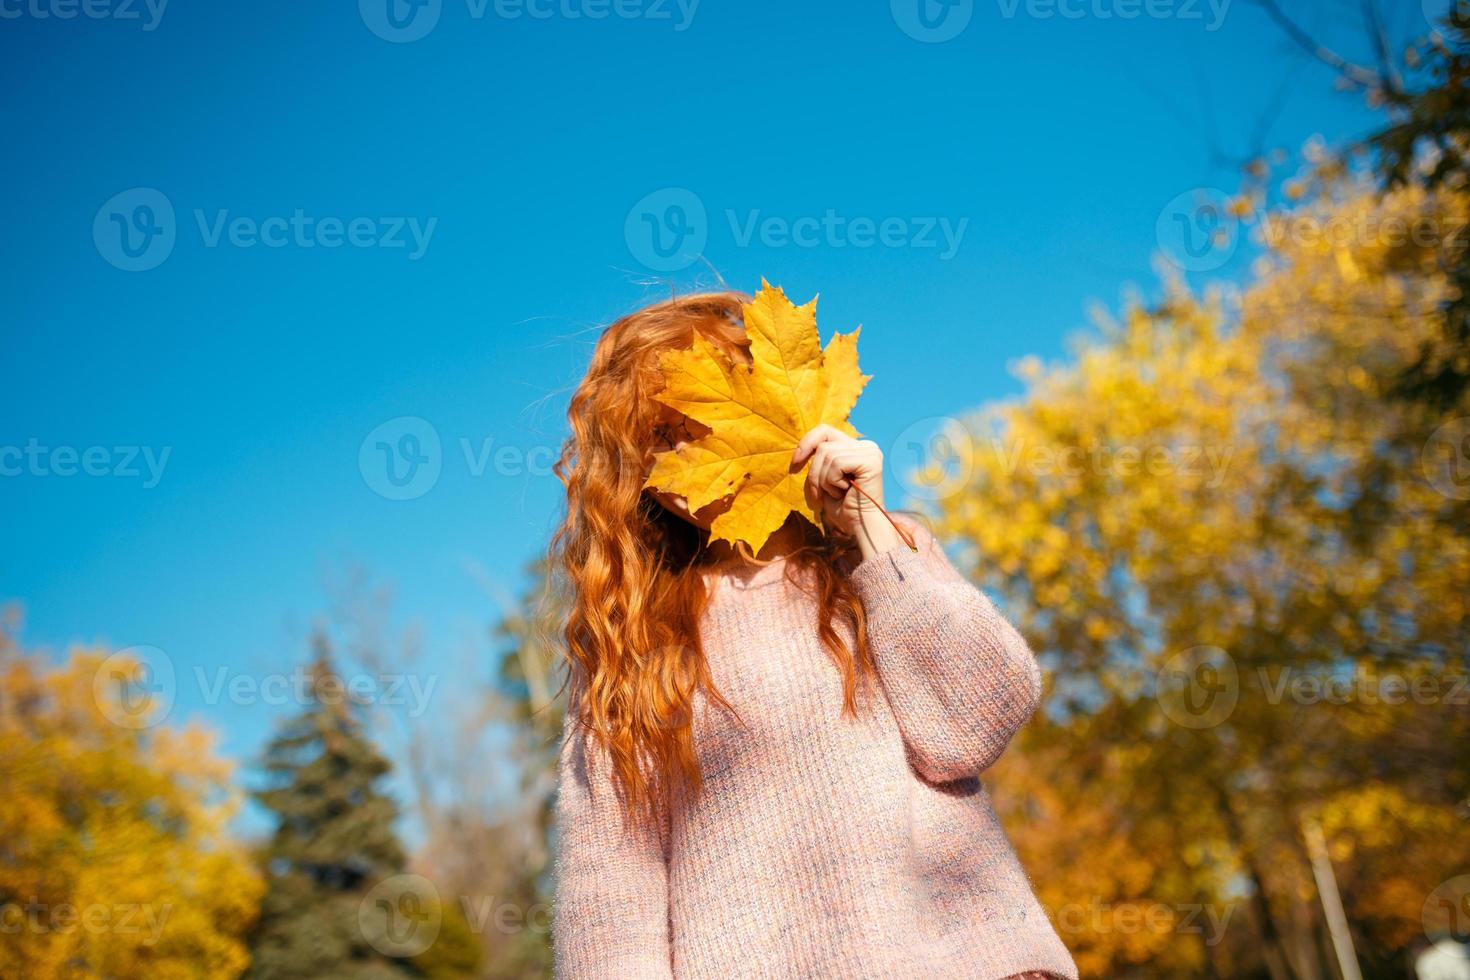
927, 165, 1470, 978
248, 636, 460, 979
409, 561, 563, 980
1251, 0, 1470, 409
315, 566, 538, 979
479, 560, 563, 979
0, 610, 263, 979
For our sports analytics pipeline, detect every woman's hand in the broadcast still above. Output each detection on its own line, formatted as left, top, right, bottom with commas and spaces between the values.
792, 424, 904, 560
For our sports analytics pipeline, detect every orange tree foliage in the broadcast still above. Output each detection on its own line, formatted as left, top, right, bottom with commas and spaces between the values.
0, 633, 263, 979
928, 171, 1470, 978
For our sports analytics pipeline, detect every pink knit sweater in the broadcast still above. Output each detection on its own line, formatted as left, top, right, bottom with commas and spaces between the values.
551, 518, 1079, 979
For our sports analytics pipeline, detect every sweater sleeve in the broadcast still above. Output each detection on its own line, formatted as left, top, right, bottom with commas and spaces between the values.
847, 516, 1043, 783
551, 700, 674, 979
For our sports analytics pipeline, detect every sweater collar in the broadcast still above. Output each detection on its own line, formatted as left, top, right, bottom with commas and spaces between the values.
703, 556, 791, 592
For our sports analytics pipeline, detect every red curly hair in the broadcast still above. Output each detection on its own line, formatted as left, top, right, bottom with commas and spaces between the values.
549, 290, 875, 830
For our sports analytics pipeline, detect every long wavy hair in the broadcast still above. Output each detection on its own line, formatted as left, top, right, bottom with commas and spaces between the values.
550, 290, 875, 830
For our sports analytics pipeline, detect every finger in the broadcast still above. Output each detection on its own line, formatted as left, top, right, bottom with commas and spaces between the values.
791, 423, 849, 468
804, 467, 824, 516
817, 449, 840, 493
822, 493, 845, 532
827, 445, 878, 488
803, 444, 826, 499
792, 425, 832, 468
819, 450, 858, 499
806, 443, 835, 496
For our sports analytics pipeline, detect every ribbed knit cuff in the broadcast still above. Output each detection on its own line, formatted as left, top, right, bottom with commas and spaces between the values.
846, 541, 935, 610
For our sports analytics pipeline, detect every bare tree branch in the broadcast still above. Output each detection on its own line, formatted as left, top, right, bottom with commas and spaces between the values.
1247, 0, 1397, 94
1361, 0, 1405, 94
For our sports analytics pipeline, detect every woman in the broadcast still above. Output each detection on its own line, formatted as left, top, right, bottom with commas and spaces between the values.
548, 291, 1077, 980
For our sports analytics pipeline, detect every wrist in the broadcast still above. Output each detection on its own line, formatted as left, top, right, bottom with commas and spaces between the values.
854, 499, 903, 561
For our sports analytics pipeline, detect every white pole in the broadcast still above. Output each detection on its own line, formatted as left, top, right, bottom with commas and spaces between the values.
1302, 814, 1363, 980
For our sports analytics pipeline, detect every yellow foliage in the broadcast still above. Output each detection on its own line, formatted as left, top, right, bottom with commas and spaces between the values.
0, 643, 264, 979
931, 172, 1470, 975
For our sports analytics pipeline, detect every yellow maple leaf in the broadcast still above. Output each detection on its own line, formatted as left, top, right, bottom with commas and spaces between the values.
644, 280, 871, 551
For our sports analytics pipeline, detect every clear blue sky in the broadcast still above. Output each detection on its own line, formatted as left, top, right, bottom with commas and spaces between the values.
2, 0, 1433, 833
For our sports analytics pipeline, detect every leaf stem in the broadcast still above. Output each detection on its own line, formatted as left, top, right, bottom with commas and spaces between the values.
844, 478, 919, 552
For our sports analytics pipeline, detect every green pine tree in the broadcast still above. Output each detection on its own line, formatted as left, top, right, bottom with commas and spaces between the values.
247, 636, 426, 979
